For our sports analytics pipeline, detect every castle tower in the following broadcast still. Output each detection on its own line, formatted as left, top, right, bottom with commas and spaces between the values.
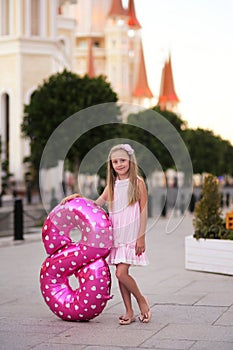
62, 0, 153, 105
105, 0, 131, 102
105, 0, 153, 104
127, 0, 141, 29
157, 54, 179, 111
132, 40, 153, 106
108, 0, 126, 17
0, 0, 75, 183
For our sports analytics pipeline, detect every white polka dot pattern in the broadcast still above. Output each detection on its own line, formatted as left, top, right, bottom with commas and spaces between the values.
40, 197, 113, 321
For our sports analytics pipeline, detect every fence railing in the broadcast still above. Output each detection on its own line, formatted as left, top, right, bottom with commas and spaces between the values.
0, 199, 46, 240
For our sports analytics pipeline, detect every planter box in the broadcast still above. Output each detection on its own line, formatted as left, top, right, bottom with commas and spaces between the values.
185, 235, 233, 275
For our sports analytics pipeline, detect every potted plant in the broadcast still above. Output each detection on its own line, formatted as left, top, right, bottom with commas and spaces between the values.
185, 174, 233, 275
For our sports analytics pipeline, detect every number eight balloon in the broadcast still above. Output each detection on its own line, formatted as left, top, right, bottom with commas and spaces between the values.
40, 197, 113, 321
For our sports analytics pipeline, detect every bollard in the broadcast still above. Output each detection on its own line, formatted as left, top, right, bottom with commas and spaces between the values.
14, 198, 24, 240
26, 183, 32, 204
161, 194, 167, 217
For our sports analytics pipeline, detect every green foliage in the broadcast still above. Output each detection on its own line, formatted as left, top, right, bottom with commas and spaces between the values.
152, 106, 187, 132
193, 174, 233, 240
126, 109, 178, 172
183, 128, 233, 175
21, 70, 119, 185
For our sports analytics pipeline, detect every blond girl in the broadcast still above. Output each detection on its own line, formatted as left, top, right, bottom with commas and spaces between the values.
61, 144, 151, 324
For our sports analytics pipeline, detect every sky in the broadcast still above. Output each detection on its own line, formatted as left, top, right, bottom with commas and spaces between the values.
132, 0, 233, 145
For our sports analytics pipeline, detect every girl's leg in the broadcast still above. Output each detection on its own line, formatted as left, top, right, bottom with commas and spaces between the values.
118, 280, 133, 319
116, 263, 150, 318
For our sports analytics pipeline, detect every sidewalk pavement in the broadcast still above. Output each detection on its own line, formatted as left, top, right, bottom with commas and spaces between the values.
0, 212, 233, 350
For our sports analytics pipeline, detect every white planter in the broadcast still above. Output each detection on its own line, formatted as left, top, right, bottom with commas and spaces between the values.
185, 235, 233, 275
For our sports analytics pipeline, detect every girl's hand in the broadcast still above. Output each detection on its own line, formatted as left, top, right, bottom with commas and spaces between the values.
135, 235, 145, 256
60, 193, 81, 205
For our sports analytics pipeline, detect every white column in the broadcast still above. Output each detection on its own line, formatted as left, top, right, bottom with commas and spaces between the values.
9, 0, 14, 35
50, 0, 57, 38
40, 0, 46, 37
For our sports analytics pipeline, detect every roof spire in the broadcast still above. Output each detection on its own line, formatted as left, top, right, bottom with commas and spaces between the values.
132, 41, 153, 98
157, 53, 179, 110
108, 0, 126, 17
127, 0, 141, 29
87, 38, 95, 78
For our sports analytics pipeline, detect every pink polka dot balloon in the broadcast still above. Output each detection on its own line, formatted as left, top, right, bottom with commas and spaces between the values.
40, 197, 113, 321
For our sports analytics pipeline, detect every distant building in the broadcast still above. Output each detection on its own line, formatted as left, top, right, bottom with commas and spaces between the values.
157, 54, 179, 112
61, 0, 154, 105
0, 0, 178, 187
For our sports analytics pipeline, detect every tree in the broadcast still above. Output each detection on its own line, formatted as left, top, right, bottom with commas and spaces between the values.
183, 128, 233, 175
21, 70, 119, 186
125, 107, 188, 173
152, 106, 187, 133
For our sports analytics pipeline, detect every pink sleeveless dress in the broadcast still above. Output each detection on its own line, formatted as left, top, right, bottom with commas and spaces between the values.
108, 178, 149, 266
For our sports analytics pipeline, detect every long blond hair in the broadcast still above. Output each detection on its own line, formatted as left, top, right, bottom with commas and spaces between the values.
106, 144, 141, 208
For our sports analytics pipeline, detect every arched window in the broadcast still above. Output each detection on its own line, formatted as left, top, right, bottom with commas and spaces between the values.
0, 0, 10, 35
0, 93, 10, 168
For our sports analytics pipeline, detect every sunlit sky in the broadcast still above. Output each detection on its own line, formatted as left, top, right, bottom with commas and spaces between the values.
132, 0, 233, 145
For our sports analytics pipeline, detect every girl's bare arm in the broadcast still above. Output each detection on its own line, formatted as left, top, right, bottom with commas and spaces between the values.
136, 179, 148, 256
94, 186, 108, 207
60, 187, 108, 207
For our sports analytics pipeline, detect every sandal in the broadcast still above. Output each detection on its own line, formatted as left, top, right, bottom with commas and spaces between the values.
119, 315, 125, 320
138, 298, 152, 323
138, 309, 152, 323
119, 316, 136, 325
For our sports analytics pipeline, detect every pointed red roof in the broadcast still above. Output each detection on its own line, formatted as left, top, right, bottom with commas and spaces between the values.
158, 54, 179, 109
132, 41, 153, 98
127, 0, 141, 29
108, 0, 126, 17
87, 38, 95, 78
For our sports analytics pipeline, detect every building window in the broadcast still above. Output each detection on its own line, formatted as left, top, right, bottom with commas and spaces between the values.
1, 0, 10, 35
31, 0, 40, 36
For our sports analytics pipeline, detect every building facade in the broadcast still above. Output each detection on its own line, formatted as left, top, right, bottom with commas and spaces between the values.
0, 0, 177, 189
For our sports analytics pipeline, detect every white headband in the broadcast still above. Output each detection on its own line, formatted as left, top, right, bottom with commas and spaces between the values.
119, 144, 134, 155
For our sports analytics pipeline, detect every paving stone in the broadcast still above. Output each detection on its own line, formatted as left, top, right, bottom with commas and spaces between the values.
1, 215, 233, 349
142, 339, 195, 349
33, 344, 85, 350
149, 323, 233, 342
150, 304, 227, 325
47, 327, 155, 347
214, 307, 233, 326
190, 340, 233, 350
150, 293, 204, 306
0, 331, 59, 350
195, 292, 233, 307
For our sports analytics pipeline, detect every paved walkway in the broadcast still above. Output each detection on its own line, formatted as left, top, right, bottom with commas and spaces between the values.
0, 212, 233, 350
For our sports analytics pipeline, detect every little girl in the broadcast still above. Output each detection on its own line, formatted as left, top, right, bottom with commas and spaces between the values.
61, 144, 151, 324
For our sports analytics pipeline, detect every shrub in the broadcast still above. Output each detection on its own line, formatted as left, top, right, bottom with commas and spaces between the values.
193, 174, 233, 240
